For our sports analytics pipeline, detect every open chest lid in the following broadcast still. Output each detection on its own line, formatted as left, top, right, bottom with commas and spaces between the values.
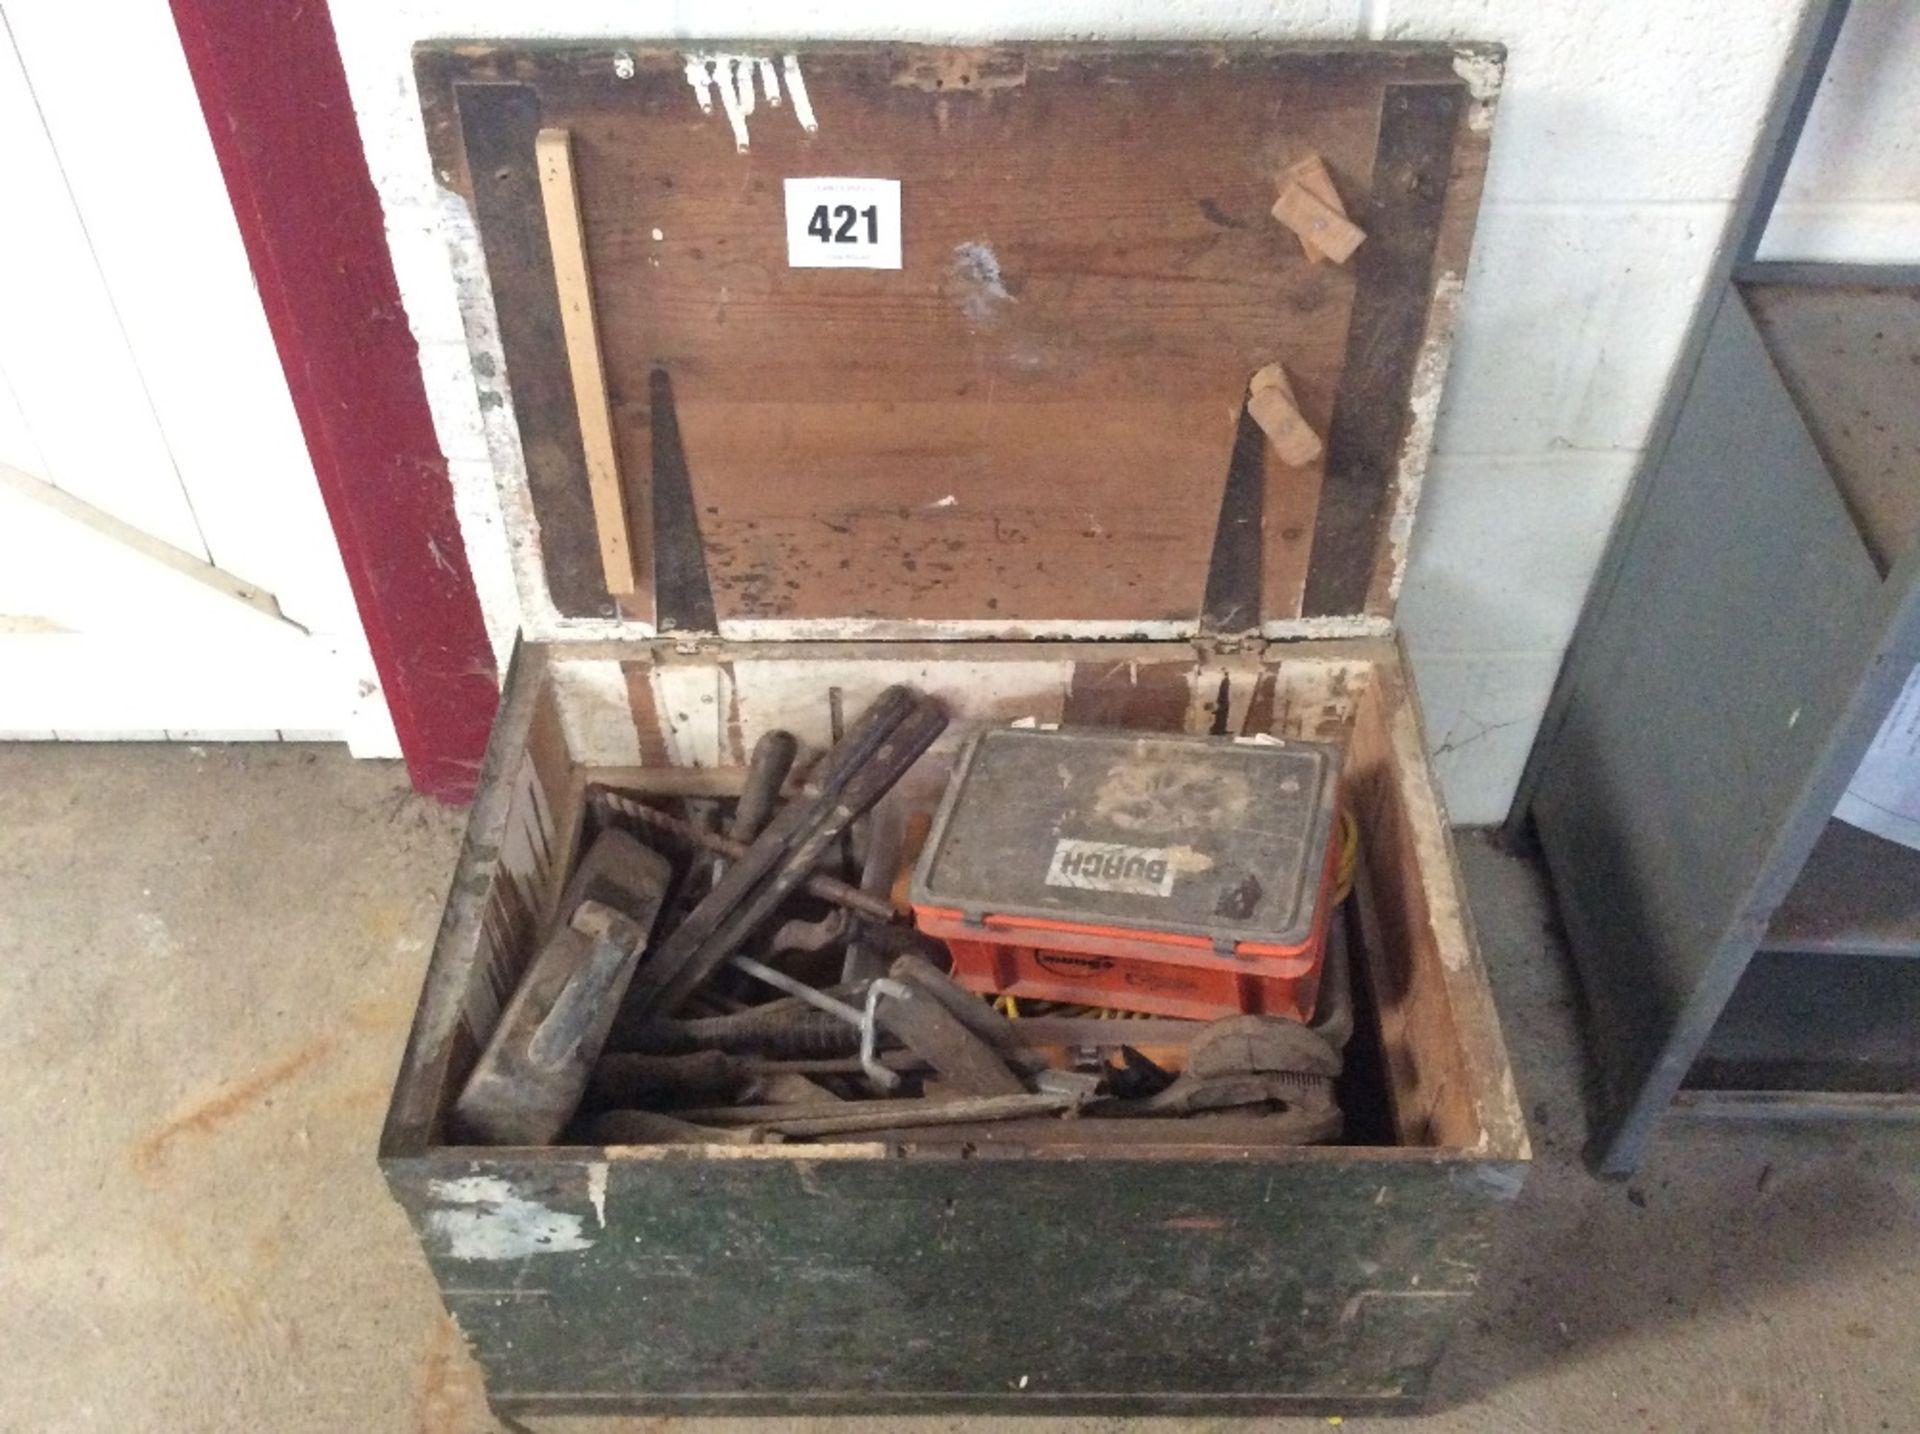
417, 41, 1501, 646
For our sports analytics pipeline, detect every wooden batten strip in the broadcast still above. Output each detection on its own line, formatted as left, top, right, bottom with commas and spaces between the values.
535, 127, 638, 597
1247, 364, 1325, 467
1271, 181, 1366, 265
1273, 153, 1366, 265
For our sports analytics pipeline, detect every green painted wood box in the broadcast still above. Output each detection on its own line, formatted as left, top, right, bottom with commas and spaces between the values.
381, 39, 1527, 1423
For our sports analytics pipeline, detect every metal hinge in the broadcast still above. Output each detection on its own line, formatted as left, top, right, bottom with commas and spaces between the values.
665, 632, 722, 657
1190, 632, 1267, 660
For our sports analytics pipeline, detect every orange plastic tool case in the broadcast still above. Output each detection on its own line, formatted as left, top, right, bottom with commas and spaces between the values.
910, 727, 1342, 1020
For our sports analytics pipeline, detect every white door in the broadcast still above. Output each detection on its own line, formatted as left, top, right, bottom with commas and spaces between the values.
0, 2, 393, 749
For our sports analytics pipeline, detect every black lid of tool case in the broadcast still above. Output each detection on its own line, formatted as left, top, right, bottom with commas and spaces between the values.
912, 727, 1341, 949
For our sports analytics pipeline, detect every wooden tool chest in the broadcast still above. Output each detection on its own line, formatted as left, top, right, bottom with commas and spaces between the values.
381, 40, 1527, 1420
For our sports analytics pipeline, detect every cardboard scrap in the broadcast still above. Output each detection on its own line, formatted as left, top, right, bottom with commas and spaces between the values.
1246, 364, 1323, 467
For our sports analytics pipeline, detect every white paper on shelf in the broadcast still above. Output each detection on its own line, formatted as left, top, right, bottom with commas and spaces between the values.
1837, 664, 1920, 851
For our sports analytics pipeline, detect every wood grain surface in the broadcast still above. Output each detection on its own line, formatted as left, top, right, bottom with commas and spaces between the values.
418, 43, 1492, 631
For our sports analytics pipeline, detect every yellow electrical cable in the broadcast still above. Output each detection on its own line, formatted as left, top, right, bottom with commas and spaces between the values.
988, 994, 1144, 1020
1333, 807, 1359, 904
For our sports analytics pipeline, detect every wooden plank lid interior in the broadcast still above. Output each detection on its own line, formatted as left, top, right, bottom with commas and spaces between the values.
417, 42, 1501, 642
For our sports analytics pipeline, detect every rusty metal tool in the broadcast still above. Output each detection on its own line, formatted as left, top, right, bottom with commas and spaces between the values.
664, 1091, 1079, 1137
1123, 1014, 1343, 1141
768, 906, 851, 956
672, 677, 909, 896
587, 1048, 838, 1109
841, 800, 903, 983
608, 685, 916, 1024
587, 1049, 746, 1108
550, 825, 674, 930
873, 977, 1027, 1097
454, 830, 671, 1144
696, 948, 1023, 1098
717, 730, 799, 878
454, 902, 654, 1142
584, 1108, 779, 1146
727, 954, 907, 1091
1310, 904, 1355, 1051
1033, 1068, 1107, 1100
593, 795, 897, 921
633, 693, 948, 1018
701, 730, 808, 1003
869, 951, 1030, 1096
607, 991, 873, 1057
1179, 1014, 1343, 1082
590, 1048, 941, 1109
658, 797, 722, 936
887, 952, 1019, 1049
839, 1111, 1329, 1150
750, 1070, 847, 1105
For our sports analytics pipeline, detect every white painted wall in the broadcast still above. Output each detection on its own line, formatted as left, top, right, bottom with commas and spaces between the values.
0, 1, 397, 750
1400, 0, 1917, 821
331, 0, 1912, 821
1760, 0, 1920, 262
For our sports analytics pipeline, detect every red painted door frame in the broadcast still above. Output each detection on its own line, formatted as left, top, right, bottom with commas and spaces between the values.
169, 0, 498, 801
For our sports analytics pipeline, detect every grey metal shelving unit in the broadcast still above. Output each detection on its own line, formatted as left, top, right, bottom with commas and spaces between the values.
1511, 0, 1920, 1175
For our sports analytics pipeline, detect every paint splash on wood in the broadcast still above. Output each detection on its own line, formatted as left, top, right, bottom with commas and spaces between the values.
683, 52, 819, 151
1451, 49, 1504, 132
949, 241, 1014, 326
587, 1160, 609, 1228
426, 1176, 594, 1261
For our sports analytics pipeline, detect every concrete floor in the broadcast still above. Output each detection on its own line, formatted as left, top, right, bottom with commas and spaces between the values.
1, 743, 1916, 1434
